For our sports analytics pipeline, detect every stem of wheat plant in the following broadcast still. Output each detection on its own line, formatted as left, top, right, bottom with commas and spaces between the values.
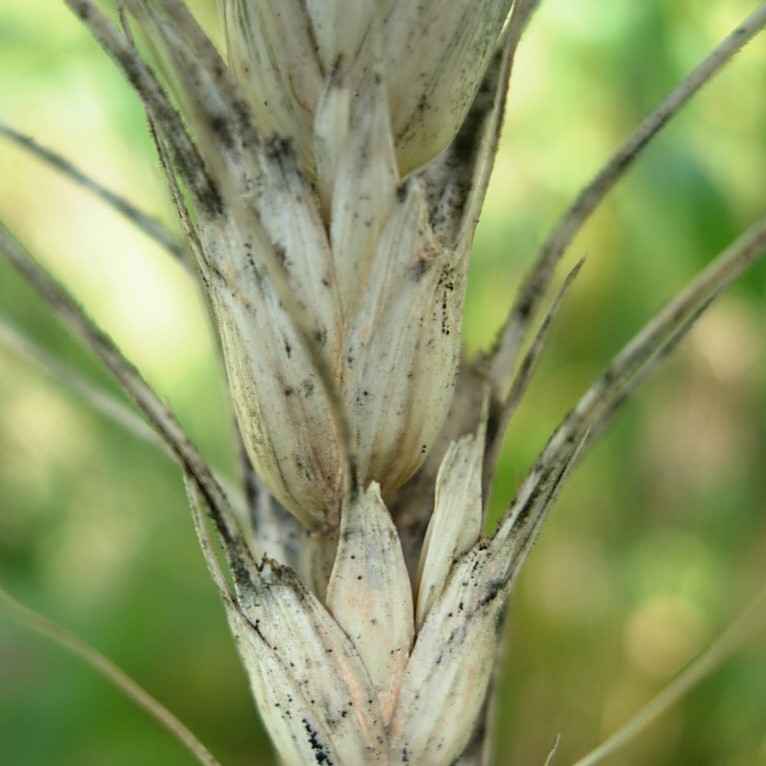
1, 1, 766, 764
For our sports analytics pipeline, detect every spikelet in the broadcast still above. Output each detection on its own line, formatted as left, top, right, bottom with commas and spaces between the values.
115, 2, 517, 763
326, 483, 414, 723
225, 0, 514, 176
125, 1, 498, 529
228, 473, 507, 766
228, 561, 389, 765
415, 418, 486, 628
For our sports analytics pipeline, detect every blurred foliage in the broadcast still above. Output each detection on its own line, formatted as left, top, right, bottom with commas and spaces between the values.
1, 1, 765, 765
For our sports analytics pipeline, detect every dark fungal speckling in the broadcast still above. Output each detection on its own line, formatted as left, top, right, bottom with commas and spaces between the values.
302, 718, 334, 765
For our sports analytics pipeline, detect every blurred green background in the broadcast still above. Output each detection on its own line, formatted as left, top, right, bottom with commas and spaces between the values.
1, 1, 765, 764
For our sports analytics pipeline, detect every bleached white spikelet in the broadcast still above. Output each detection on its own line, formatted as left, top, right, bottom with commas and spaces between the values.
389, 544, 509, 766
126, 2, 513, 529
228, 561, 389, 766
116, 1, 518, 763
415, 418, 486, 627
227, 472, 506, 766
224, 0, 514, 176
326, 483, 414, 722
179, 6, 483, 528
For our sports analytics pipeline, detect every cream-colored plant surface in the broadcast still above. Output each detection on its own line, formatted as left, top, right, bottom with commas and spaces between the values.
2, 2, 766, 765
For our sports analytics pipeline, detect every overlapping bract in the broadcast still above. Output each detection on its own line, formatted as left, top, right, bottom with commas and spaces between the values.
224, 0, 514, 176
126, 0, 508, 529
120, 1, 516, 761
203, 70, 465, 528
228, 441, 506, 766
